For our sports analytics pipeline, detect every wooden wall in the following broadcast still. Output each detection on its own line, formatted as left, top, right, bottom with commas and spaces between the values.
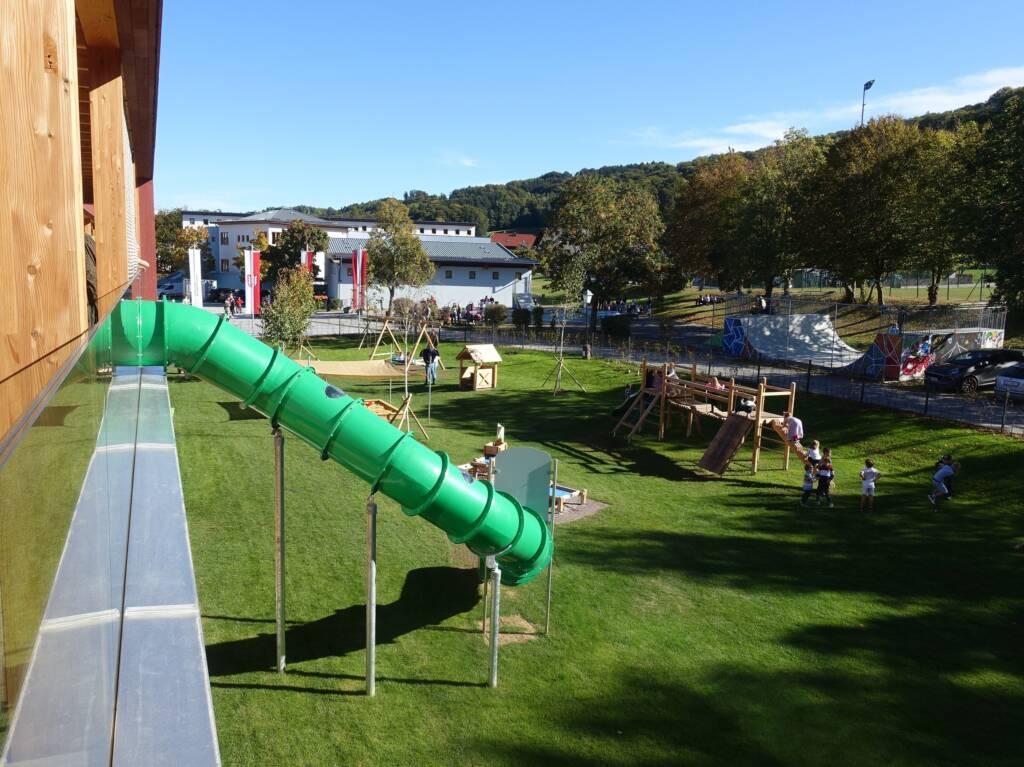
0, 0, 89, 445
1, 0, 156, 447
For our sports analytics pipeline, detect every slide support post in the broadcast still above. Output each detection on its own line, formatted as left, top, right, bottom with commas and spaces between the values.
487, 557, 501, 689
544, 459, 558, 636
366, 494, 378, 697
274, 427, 286, 673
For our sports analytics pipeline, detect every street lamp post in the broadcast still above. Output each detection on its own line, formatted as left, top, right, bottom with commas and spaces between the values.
861, 79, 875, 127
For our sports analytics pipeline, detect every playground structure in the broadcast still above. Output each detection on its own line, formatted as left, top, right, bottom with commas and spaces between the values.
365, 316, 447, 373
457, 345, 503, 391
722, 310, 1006, 381
615, 359, 800, 474
99, 300, 553, 587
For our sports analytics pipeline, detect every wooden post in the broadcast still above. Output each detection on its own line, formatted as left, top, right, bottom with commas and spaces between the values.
751, 381, 766, 474
783, 381, 798, 471
727, 378, 736, 414
658, 363, 668, 440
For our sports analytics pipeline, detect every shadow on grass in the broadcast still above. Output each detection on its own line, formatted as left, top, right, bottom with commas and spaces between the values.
205, 566, 479, 677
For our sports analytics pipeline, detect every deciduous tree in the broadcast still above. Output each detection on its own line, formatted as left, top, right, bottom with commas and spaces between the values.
260, 267, 317, 352
365, 199, 433, 313
264, 220, 329, 282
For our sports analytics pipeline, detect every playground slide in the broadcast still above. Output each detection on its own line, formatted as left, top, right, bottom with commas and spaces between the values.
94, 300, 552, 586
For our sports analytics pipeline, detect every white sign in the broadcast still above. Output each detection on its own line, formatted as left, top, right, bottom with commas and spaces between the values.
187, 247, 204, 307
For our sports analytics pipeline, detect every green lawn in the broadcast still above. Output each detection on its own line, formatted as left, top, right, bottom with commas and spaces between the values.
172, 338, 1024, 766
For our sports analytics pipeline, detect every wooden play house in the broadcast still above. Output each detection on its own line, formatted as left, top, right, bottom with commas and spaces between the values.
457, 345, 502, 390
613, 360, 801, 474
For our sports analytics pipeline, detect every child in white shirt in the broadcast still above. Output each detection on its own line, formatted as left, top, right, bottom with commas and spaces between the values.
859, 459, 881, 511
800, 459, 817, 507
806, 440, 822, 467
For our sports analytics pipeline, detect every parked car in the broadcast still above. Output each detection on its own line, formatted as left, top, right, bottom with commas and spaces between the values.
513, 293, 536, 311
995, 362, 1024, 401
924, 349, 1024, 394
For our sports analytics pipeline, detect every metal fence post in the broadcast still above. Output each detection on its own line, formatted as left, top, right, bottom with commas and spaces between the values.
806, 360, 812, 394
924, 386, 930, 416
860, 378, 866, 403
1001, 389, 1010, 433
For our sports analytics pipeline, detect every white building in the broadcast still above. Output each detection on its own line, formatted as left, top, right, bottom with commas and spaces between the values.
325, 234, 535, 310
183, 208, 515, 301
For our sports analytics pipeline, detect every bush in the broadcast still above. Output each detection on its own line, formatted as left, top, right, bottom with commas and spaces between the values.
511, 307, 531, 329
260, 268, 317, 352
532, 305, 545, 330
390, 297, 416, 319
601, 314, 633, 338
484, 303, 508, 328
328, 298, 344, 311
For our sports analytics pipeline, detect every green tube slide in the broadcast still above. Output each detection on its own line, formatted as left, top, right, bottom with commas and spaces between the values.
94, 299, 552, 586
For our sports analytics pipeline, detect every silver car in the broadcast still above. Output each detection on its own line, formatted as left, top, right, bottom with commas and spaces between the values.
995, 363, 1024, 401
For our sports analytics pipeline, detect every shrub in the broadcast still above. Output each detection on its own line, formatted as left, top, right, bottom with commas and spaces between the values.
512, 307, 531, 329
601, 314, 633, 338
532, 305, 545, 330
484, 303, 508, 328
260, 267, 317, 352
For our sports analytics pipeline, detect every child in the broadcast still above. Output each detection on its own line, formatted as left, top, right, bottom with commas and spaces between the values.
800, 459, 817, 507
859, 459, 881, 511
806, 440, 822, 467
816, 448, 835, 508
928, 458, 958, 507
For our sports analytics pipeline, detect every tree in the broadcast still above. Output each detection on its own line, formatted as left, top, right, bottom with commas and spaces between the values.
798, 117, 924, 304
174, 225, 213, 272
155, 208, 183, 274
264, 220, 329, 283
541, 175, 664, 329
365, 199, 433, 313
233, 229, 272, 280
663, 153, 751, 291
734, 129, 826, 296
484, 303, 508, 328
906, 125, 980, 305
260, 267, 317, 352
975, 96, 1024, 308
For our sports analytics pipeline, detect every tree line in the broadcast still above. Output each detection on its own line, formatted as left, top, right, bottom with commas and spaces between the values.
541, 93, 1024, 315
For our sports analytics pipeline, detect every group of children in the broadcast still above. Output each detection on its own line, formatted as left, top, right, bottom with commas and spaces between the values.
786, 411, 882, 512
790, 412, 960, 512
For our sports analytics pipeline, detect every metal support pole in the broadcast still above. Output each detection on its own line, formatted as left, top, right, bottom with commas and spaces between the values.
544, 459, 558, 635
274, 428, 286, 673
488, 559, 501, 689
366, 494, 378, 697
860, 378, 866, 403
806, 360, 812, 394
1001, 389, 1010, 433
924, 386, 930, 416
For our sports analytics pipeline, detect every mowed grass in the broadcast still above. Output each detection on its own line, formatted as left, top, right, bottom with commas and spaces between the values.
170, 338, 1024, 766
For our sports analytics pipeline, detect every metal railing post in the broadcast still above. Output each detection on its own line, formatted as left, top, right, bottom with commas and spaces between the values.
366, 494, 378, 697
273, 427, 286, 673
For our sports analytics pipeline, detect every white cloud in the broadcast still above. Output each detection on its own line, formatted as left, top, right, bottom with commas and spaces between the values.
630, 65, 1024, 158
439, 150, 479, 168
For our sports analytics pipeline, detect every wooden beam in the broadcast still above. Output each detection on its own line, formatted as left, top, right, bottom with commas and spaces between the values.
1, 0, 88, 406
88, 46, 131, 316
76, 0, 119, 47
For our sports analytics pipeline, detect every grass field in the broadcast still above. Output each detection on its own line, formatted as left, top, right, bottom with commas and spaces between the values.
172, 338, 1024, 766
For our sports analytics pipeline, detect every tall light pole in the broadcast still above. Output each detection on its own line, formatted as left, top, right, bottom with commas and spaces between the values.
861, 79, 875, 127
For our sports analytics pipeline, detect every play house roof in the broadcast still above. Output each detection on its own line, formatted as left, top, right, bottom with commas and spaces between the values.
456, 344, 503, 364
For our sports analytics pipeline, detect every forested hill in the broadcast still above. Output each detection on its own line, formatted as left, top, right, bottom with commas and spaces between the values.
293, 86, 1023, 233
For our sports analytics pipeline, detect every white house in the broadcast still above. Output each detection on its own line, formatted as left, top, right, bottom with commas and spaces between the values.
325, 234, 536, 310
184, 207, 497, 294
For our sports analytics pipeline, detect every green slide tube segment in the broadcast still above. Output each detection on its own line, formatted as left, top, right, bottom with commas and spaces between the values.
94, 299, 552, 586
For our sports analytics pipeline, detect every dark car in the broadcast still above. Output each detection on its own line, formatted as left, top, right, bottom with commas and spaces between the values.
924, 349, 1024, 394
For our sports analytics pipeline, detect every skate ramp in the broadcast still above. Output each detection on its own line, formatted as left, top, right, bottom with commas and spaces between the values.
724, 314, 863, 367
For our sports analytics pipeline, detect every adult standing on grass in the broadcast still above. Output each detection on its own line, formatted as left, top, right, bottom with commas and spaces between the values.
928, 457, 959, 507
859, 459, 881, 512
421, 343, 440, 386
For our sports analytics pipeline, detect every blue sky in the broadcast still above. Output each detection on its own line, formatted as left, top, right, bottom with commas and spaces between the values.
154, 0, 1024, 211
